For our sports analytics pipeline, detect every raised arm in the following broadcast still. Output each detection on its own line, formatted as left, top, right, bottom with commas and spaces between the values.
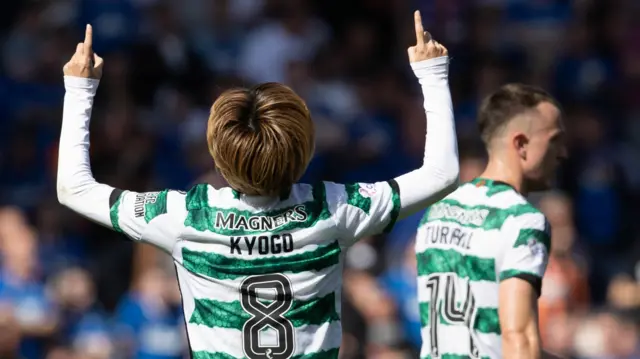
325, 12, 459, 244
57, 25, 184, 253
394, 11, 459, 217
57, 25, 112, 225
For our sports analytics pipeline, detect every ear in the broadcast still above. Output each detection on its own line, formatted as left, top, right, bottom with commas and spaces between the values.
513, 132, 529, 160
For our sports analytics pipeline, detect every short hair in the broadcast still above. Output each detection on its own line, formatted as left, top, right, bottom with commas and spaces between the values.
207, 82, 315, 197
477, 83, 559, 145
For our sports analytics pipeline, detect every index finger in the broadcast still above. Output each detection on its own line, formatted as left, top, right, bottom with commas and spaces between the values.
83, 24, 93, 56
414, 10, 424, 44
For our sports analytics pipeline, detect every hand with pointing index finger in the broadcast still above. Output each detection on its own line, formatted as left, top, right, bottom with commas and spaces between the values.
407, 11, 448, 63
63, 25, 104, 79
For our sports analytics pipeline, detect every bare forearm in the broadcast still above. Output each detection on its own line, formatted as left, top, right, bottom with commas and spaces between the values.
395, 56, 459, 217
503, 332, 541, 359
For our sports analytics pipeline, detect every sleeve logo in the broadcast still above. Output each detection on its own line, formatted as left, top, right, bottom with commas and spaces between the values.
358, 183, 377, 198
527, 238, 545, 257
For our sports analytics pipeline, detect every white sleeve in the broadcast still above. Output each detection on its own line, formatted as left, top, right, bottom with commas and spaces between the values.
394, 56, 459, 218
109, 189, 186, 252
499, 212, 552, 295
57, 77, 184, 253
326, 181, 400, 247
57, 77, 114, 226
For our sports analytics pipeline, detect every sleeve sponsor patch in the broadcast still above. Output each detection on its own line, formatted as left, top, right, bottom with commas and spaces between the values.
133, 192, 160, 218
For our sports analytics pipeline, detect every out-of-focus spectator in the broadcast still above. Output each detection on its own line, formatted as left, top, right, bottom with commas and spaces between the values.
48, 267, 111, 354
0, 209, 58, 359
45, 347, 77, 359
0, 125, 50, 209
77, 0, 140, 54
543, 313, 579, 359
458, 149, 486, 183
72, 330, 113, 359
2, 4, 43, 82
455, 58, 510, 139
573, 313, 608, 359
129, 3, 209, 108
575, 311, 640, 359
343, 270, 402, 359
238, 0, 329, 83
37, 200, 87, 274
561, 107, 634, 303
606, 274, 640, 310
283, 59, 351, 182
552, 20, 615, 106
0, 207, 29, 252
379, 241, 421, 351
189, 0, 246, 75
0, 305, 23, 359
114, 267, 186, 359
538, 191, 590, 344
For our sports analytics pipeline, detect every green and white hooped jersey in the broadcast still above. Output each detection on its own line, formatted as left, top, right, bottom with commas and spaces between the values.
415, 178, 551, 359
108, 181, 401, 359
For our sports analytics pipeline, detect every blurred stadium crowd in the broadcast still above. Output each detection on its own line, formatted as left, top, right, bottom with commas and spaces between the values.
0, 0, 639, 358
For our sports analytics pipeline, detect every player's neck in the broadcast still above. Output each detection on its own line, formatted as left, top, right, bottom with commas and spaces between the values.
479, 158, 526, 195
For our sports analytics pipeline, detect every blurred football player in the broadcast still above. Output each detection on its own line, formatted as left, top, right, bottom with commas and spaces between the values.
415, 84, 567, 359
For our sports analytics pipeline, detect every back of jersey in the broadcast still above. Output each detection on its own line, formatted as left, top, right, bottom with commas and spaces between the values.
115, 180, 400, 359
174, 182, 342, 359
415, 178, 550, 359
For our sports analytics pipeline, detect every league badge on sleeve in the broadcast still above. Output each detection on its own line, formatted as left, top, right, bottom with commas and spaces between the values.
358, 183, 377, 198
527, 238, 546, 257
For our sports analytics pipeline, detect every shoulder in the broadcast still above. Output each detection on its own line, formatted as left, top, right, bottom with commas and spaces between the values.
497, 191, 546, 226
484, 188, 547, 227
323, 180, 395, 202
419, 183, 484, 225
183, 183, 241, 210
321, 181, 344, 194
500, 199, 550, 252
421, 184, 547, 229
501, 207, 549, 236
144, 189, 190, 222
183, 183, 212, 208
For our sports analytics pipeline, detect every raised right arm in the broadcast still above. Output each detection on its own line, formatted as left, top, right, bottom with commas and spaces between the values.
394, 11, 459, 218
393, 54, 458, 217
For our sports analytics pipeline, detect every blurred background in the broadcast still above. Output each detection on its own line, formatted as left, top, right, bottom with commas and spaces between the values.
0, 0, 639, 358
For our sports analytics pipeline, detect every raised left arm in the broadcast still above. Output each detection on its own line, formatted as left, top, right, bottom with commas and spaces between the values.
57, 25, 113, 227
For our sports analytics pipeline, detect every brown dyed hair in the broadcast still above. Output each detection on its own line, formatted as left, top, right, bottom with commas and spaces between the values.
207, 82, 315, 197
477, 83, 560, 145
